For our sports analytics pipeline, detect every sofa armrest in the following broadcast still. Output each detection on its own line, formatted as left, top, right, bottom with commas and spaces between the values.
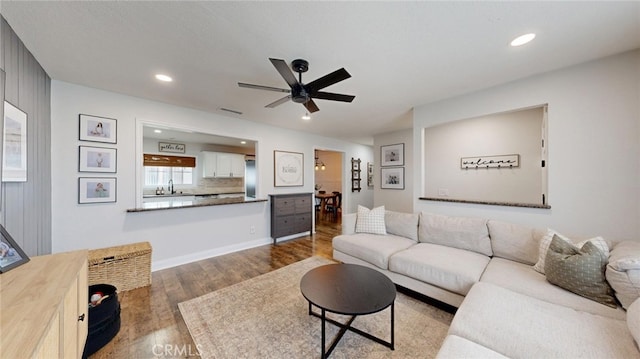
342, 213, 357, 235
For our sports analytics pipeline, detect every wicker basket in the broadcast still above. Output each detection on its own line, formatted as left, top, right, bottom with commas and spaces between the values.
88, 242, 152, 292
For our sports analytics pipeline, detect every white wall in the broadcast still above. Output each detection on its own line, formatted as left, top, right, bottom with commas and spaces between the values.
51, 81, 373, 270
374, 128, 414, 212
413, 50, 640, 242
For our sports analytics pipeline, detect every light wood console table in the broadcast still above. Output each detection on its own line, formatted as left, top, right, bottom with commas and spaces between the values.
0, 250, 88, 358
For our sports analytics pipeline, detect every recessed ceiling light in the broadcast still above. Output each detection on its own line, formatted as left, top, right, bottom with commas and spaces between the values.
240, 141, 247, 144
510, 33, 536, 47
154, 129, 162, 133
155, 74, 173, 82
302, 112, 311, 120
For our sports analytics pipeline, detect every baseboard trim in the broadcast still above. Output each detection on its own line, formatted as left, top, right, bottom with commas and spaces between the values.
151, 237, 272, 272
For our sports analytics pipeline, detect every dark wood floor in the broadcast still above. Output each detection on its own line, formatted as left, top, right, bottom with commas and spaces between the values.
90, 215, 341, 358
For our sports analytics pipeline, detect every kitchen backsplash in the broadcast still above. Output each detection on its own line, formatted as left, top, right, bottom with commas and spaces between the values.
144, 177, 244, 195
197, 177, 244, 194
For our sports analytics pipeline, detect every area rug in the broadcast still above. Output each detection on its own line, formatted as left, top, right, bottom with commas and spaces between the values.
178, 256, 453, 358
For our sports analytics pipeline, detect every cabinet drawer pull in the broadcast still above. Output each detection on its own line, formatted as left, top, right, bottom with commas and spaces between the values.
78, 313, 86, 322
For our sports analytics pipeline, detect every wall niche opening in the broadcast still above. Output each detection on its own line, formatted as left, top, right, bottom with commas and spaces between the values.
422, 105, 549, 209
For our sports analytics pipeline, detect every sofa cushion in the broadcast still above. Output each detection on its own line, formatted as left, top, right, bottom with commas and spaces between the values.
487, 220, 544, 265
385, 210, 419, 242
418, 212, 493, 256
332, 233, 415, 269
481, 257, 625, 319
628, 298, 640, 347
533, 228, 610, 274
389, 243, 490, 296
449, 282, 639, 359
355, 205, 386, 235
545, 236, 617, 308
606, 240, 640, 309
436, 335, 509, 359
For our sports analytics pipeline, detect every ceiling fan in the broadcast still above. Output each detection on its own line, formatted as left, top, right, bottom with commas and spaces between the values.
238, 58, 355, 113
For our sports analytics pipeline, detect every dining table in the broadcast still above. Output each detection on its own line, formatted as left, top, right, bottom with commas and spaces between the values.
315, 192, 337, 217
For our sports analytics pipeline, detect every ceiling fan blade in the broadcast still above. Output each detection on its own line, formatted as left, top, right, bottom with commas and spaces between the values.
238, 82, 290, 93
304, 99, 320, 113
269, 58, 299, 88
312, 91, 355, 103
265, 95, 292, 108
306, 68, 351, 92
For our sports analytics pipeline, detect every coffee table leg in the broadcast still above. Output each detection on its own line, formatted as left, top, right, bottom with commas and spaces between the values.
391, 302, 395, 350
321, 308, 326, 359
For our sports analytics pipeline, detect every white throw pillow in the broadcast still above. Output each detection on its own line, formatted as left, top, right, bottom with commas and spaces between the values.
627, 298, 640, 347
533, 228, 610, 274
606, 241, 640, 309
355, 205, 386, 235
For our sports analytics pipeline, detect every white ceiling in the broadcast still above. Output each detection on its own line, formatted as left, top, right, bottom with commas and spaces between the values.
1, 1, 639, 145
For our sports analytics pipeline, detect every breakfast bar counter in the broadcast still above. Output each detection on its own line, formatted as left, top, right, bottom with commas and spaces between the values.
127, 196, 267, 212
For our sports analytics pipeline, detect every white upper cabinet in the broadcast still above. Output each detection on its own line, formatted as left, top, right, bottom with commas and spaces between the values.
202, 151, 245, 178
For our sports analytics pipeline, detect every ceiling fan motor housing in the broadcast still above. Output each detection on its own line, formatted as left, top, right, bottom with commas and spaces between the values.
292, 86, 310, 103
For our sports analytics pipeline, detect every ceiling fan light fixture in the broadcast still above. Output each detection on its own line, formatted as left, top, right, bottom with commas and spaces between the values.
510, 33, 536, 47
302, 112, 311, 120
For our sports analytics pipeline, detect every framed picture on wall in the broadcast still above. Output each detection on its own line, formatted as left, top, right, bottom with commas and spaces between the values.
274, 150, 304, 187
381, 143, 404, 166
79, 146, 117, 173
0, 224, 30, 273
79, 114, 117, 144
2, 101, 27, 182
381, 167, 404, 189
78, 177, 117, 204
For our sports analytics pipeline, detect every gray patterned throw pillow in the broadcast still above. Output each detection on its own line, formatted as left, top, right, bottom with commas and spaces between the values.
545, 235, 617, 308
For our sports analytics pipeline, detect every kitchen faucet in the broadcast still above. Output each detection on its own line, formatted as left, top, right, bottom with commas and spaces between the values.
168, 179, 175, 194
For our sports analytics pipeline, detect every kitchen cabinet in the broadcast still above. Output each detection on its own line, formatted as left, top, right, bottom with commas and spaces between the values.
202, 151, 245, 178
1, 250, 88, 358
269, 193, 312, 244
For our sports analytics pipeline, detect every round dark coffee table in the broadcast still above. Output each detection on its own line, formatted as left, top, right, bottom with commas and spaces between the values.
300, 263, 396, 358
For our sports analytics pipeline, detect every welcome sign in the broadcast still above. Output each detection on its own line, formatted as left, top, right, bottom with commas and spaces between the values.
461, 154, 520, 169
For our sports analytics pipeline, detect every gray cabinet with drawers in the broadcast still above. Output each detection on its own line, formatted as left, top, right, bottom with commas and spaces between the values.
270, 193, 313, 244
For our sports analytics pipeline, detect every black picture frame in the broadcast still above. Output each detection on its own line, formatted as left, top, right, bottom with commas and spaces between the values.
381, 143, 405, 167
381, 167, 405, 190
79, 114, 117, 144
0, 224, 30, 273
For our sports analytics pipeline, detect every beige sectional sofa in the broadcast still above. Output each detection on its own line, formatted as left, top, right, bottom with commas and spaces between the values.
332, 209, 640, 358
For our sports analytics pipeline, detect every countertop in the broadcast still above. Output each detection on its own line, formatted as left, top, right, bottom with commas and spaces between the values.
127, 196, 267, 212
142, 191, 245, 198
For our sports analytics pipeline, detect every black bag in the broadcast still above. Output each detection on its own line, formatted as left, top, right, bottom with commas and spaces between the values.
82, 284, 121, 358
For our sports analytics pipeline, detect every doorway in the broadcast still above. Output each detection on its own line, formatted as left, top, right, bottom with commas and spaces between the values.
314, 149, 343, 225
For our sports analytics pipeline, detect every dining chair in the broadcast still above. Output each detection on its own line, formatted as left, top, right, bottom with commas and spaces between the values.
326, 192, 342, 220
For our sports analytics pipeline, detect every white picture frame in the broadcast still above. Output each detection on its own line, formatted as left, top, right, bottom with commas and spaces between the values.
381, 167, 405, 190
2, 101, 27, 182
274, 150, 303, 187
79, 114, 117, 144
78, 177, 117, 204
381, 143, 404, 166
79, 146, 117, 173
